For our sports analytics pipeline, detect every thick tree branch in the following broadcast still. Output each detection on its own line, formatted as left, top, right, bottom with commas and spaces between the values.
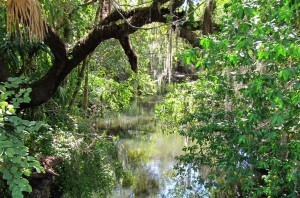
44, 26, 67, 61
21, 27, 67, 108
82, 0, 98, 6
119, 36, 138, 73
177, 21, 220, 46
67, 7, 168, 69
0, 57, 11, 83
18, 0, 218, 108
101, 0, 184, 25
177, 0, 218, 46
21, 4, 167, 108
178, 28, 199, 47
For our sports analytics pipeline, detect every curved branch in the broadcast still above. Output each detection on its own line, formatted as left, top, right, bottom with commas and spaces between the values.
44, 26, 67, 61
119, 36, 138, 72
21, 27, 67, 108
67, 7, 169, 69
19, 0, 219, 108
177, 20, 220, 47
21, 4, 167, 108
178, 28, 199, 47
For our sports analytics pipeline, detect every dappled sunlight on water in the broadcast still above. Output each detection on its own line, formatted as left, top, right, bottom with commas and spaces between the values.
111, 132, 186, 198
96, 95, 209, 197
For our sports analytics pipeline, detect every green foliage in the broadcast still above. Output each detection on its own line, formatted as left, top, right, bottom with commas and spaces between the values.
40, 0, 97, 41
131, 71, 157, 96
132, 168, 159, 196
55, 137, 122, 197
0, 77, 44, 198
121, 170, 134, 188
156, 82, 203, 132
89, 74, 133, 116
158, 0, 300, 197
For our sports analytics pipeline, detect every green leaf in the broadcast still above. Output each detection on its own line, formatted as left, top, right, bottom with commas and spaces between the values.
238, 135, 248, 145
10, 166, 18, 174
200, 38, 211, 49
6, 148, 16, 157
186, 56, 191, 64
23, 169, 32, 177
275, 44, 287, 57
271, 113, 285, 126
16, 126, 25, 132
278, 68, 295, 81
0, 101, 8, 108
258, 161, 269, 169
2, 169, 12, 180
1, 140, 13, 147
21, 120, 32, 127
12, 157, 22, 164
274, 97, 284, 109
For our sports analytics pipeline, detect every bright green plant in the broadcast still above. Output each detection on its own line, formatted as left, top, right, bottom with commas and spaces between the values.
89, 74, 133, 116
155, 81, 207, 133
54, 137, 122, 197
159, 0, 300, 197
0, 77, 44, 198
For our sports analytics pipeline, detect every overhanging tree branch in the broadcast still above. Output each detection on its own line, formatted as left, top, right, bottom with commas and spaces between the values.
67, 6, 169, 69
119, 36, 138, 73
15, 0, 218, 108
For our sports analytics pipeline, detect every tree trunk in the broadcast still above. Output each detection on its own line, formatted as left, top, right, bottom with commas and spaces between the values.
0, 58, 11, 83
203, 0, 216, 35
68, 59, 87, 111
83, 59, 89, 110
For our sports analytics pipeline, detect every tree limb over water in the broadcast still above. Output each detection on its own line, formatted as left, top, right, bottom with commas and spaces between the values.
0, 0, 218, 108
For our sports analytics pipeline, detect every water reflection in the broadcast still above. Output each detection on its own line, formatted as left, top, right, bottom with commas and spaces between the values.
111, 133, 187, 198
101, 96, 208, 197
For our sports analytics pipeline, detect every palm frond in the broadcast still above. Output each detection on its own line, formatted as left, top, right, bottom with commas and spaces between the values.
6, 0, 47, 41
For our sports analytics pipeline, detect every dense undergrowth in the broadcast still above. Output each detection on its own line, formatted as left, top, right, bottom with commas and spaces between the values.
157, 0, 300, 197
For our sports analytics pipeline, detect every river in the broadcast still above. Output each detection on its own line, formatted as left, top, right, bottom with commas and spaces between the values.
95, 95, 208, 197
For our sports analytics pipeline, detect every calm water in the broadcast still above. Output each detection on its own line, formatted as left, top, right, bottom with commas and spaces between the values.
112, 132, 186, 197
96, 96, 209, 198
